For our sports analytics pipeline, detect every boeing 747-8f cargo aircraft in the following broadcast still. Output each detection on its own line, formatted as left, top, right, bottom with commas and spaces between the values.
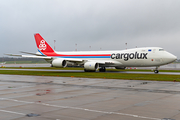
7, 33, 177, 73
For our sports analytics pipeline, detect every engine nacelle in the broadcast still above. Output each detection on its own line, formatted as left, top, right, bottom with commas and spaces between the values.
51, 59, 67, 68
84, 62, 99, 71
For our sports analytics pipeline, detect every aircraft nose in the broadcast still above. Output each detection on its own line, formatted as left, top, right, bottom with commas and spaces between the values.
173, 55, 177, 61
162, 52, 177, 64
169, 54, 177, 63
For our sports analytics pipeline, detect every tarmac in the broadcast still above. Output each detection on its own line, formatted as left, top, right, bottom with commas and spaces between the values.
0, 74, 179, 120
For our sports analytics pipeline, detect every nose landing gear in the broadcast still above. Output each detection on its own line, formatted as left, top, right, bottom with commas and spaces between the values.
154, 70, 159, 73
154, 66, 159, 73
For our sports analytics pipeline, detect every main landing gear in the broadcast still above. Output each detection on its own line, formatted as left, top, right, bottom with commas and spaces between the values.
99, 67, 106, 72
154, 66, 159, 74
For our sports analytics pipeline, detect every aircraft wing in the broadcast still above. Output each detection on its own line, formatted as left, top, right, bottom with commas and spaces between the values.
58, 58, 122, 65
5, 53, 122, 66
5, 53, 84, 62
5, 53, 121, 64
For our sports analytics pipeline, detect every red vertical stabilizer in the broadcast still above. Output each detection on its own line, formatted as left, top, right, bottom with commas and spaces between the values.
34, 33, 54, 53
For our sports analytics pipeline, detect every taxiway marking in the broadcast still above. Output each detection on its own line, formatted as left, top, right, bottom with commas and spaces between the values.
0, 109, 26, 115
0, 98, 161, 120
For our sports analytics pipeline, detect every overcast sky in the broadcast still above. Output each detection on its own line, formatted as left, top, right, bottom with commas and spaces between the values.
1, 0, 180, 58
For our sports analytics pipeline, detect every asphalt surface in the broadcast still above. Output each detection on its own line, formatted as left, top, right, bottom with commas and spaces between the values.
0, 75, 179, 120
1, 68, 180, 75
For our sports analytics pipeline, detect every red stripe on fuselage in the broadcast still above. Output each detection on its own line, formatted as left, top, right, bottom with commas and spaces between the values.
42, 52, 111, 57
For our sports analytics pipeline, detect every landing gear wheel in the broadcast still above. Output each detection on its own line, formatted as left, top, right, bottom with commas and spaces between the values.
154, 70, 159, 74
99, 67, 106, 72
154, 66, 159, 74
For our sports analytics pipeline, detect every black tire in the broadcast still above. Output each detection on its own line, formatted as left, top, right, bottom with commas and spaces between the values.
99, 67, 106, 72
84, 69, 96, 72
154, 70, 159, 73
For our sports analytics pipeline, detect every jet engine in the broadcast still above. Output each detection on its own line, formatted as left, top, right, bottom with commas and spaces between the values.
84, 62, 99, 72
51, 59, 67, 68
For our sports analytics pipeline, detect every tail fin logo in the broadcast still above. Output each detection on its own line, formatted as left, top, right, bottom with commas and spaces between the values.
39, 40, 47, 50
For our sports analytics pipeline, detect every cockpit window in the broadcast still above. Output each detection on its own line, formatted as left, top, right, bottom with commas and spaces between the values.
159, 49, 164, 51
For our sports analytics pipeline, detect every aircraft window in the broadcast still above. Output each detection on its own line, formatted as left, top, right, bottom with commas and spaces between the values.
159, 49, 164, 51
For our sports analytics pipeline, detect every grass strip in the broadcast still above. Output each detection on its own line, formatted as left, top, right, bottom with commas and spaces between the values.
0, 70, 180, 82
1, 67, 180, 73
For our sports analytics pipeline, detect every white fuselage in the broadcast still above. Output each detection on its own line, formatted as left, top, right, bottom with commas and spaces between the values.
51, 47, 177, 68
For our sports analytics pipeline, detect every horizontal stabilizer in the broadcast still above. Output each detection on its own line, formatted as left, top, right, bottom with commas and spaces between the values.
20, 51, 46, 56
5, 54, 52, 59
5, 54, 22, 57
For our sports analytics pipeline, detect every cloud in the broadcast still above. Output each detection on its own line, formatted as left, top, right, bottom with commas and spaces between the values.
0, 0, 180, 58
